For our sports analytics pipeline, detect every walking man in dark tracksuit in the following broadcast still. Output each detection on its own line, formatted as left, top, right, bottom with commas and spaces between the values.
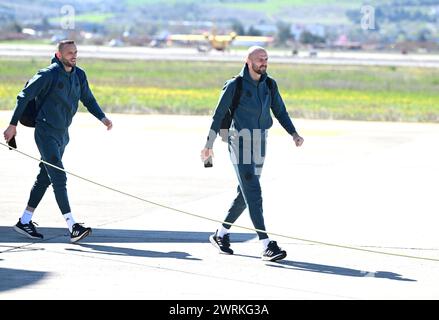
201, 46, 304, 261
3, 40, 113, 243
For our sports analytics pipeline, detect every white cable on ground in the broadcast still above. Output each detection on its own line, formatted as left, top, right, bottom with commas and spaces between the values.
1, 141, 438, 262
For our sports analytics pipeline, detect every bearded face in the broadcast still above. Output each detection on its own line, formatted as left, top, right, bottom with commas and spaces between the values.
249, 50, 268, 75
57, 44, 77, 68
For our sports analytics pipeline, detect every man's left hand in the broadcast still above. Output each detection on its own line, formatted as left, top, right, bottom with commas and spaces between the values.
293, 132, 304, 147
101, 117, 113, 130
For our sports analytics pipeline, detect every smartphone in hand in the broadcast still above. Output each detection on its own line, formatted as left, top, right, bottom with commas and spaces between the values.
204, 156, 213, 168
8, 136, 17, 150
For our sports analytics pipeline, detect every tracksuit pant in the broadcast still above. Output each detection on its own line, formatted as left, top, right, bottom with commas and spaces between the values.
222, 130, 268, 240
27, 122, 71, 214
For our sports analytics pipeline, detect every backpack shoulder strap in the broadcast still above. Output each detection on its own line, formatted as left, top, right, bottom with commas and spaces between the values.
76, 67, 86, 85
37, 65, 59, 105
266, 76, 276, 103
266, 77, 273, 90
230, 75, 242, 117
48, 66, 59, 92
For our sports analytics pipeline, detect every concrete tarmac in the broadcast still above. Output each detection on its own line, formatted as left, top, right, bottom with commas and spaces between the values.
0, 111, 438, 299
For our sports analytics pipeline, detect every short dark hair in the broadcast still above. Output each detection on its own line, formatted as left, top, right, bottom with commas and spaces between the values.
57, 40, 75, 52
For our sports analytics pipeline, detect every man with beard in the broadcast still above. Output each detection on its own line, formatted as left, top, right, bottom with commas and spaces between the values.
201, 46, 304, 261
3, 40, 113, 242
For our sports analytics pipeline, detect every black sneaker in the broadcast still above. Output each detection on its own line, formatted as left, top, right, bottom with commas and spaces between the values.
262, 240, 287, 262
13, 219, 44, 240
209, 230, 233, 255
70, 223, 92, 243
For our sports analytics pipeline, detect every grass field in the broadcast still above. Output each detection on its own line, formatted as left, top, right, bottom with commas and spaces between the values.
0, 39, 52, 45
0, 57, 438, 122
50, 13, 115, 24
213, 0, 360, 13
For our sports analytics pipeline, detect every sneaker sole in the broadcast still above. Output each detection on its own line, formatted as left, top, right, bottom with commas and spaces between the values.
13, 225, 43, 240
209, 235, 233, 255
70, 229, 92, 243
262, 251, 287, 262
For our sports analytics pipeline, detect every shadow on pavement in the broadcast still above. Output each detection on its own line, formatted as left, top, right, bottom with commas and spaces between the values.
233, 253, 416, 282
0, 263, 49, 293
0, 226, 256, 243
67, 243, 202, 261
269, 259, 416, 282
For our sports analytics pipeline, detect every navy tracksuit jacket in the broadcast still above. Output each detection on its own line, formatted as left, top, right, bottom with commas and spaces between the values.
10, 56, 106, 214
205, 64, 297, 239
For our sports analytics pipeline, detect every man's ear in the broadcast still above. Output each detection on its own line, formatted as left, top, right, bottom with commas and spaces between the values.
55, 51, 61, 59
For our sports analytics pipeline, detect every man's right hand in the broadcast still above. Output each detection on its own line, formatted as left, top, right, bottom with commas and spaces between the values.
3, 125, 17, 143
292, 132, 304, 147
200, 148, 214, 162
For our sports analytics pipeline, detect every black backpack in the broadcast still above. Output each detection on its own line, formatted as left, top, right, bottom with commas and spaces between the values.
19, 66, 59, 127
219, 76, 274, 142
19, 66, 86, 127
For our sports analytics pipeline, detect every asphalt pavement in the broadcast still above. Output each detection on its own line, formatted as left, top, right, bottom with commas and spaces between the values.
0, 112, 438, 300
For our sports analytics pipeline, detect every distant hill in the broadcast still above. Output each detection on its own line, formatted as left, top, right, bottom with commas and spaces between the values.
124, 0, 365, 25
1, 0, 437, 46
